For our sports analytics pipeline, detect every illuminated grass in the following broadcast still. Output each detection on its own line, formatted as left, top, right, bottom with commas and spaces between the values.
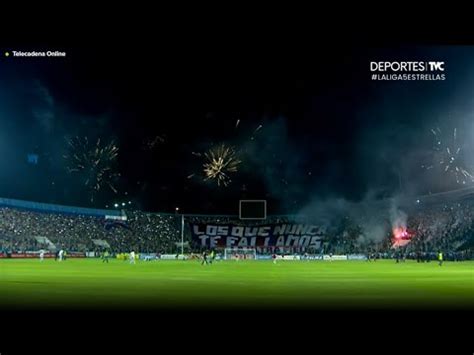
0, 259, 472, 310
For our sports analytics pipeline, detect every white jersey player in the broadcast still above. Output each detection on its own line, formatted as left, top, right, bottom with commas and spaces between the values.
130, 251, 136, 264
39, 250, 45, 262
58, 249, 64, 261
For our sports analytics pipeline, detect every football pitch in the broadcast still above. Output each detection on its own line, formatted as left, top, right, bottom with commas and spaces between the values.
0, 259, 472, 310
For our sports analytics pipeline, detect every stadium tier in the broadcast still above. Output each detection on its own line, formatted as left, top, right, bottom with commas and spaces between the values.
0, 196, 472, 259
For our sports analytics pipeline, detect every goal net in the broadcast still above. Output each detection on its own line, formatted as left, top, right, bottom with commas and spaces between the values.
223, 247, 257, 260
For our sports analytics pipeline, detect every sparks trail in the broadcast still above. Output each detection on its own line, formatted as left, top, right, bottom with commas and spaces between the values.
250, 124, 263, 140
189, 119, 261, 185
202, 144, 241, 187
253, 125, 262, 134
63, 136, 120, 202
422, 127, 474, 185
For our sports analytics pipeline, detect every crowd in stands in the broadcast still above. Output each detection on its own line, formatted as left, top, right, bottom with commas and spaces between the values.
0, 198, 472, 258
0, 207, 181, 254
408, 202, 474, 254
107, 211, 180, 252
323, 200, 474, 258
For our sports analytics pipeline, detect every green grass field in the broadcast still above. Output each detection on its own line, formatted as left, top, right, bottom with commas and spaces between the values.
0, 259, 472, 310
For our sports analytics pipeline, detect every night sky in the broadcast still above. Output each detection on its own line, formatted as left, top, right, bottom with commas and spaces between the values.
2, 43, 474, 214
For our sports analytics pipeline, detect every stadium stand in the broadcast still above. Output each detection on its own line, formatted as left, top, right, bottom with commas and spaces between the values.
0, 195, 472, 259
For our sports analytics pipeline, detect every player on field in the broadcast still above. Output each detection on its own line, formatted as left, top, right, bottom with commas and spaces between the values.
209, 249, 216, 264
272, 253, 277, 264
438, 251, 443, 266
130, 250, 136, 264
58, 249, 64, 262
201, 250, 209, 265
39, 250, 44, 262
102, 250, 110, 263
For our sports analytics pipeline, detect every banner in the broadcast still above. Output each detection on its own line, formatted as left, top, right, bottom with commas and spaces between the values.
323, 255, 347, 261
190, 223, 325, 248
303, 254, 323, 260
105, 215, 127, 221
139, 253, 157, 260
283, 255, 301, 260
160, 254, 179, 260
65, 252, 86, 258
347, 254, 368, 260
7, 252, 85, 258
10, 253, 49, 258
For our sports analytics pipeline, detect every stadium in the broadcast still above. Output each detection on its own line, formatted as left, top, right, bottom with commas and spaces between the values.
1, 43, 473, 313
0, 190, 472, 310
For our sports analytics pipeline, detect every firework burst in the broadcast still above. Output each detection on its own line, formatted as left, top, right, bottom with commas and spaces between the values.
202, 144, 241, 187
422, 127, 474, 185
64, 137, 120, 202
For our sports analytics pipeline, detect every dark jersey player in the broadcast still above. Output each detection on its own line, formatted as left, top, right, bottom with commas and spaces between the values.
201, 251, 209, 265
